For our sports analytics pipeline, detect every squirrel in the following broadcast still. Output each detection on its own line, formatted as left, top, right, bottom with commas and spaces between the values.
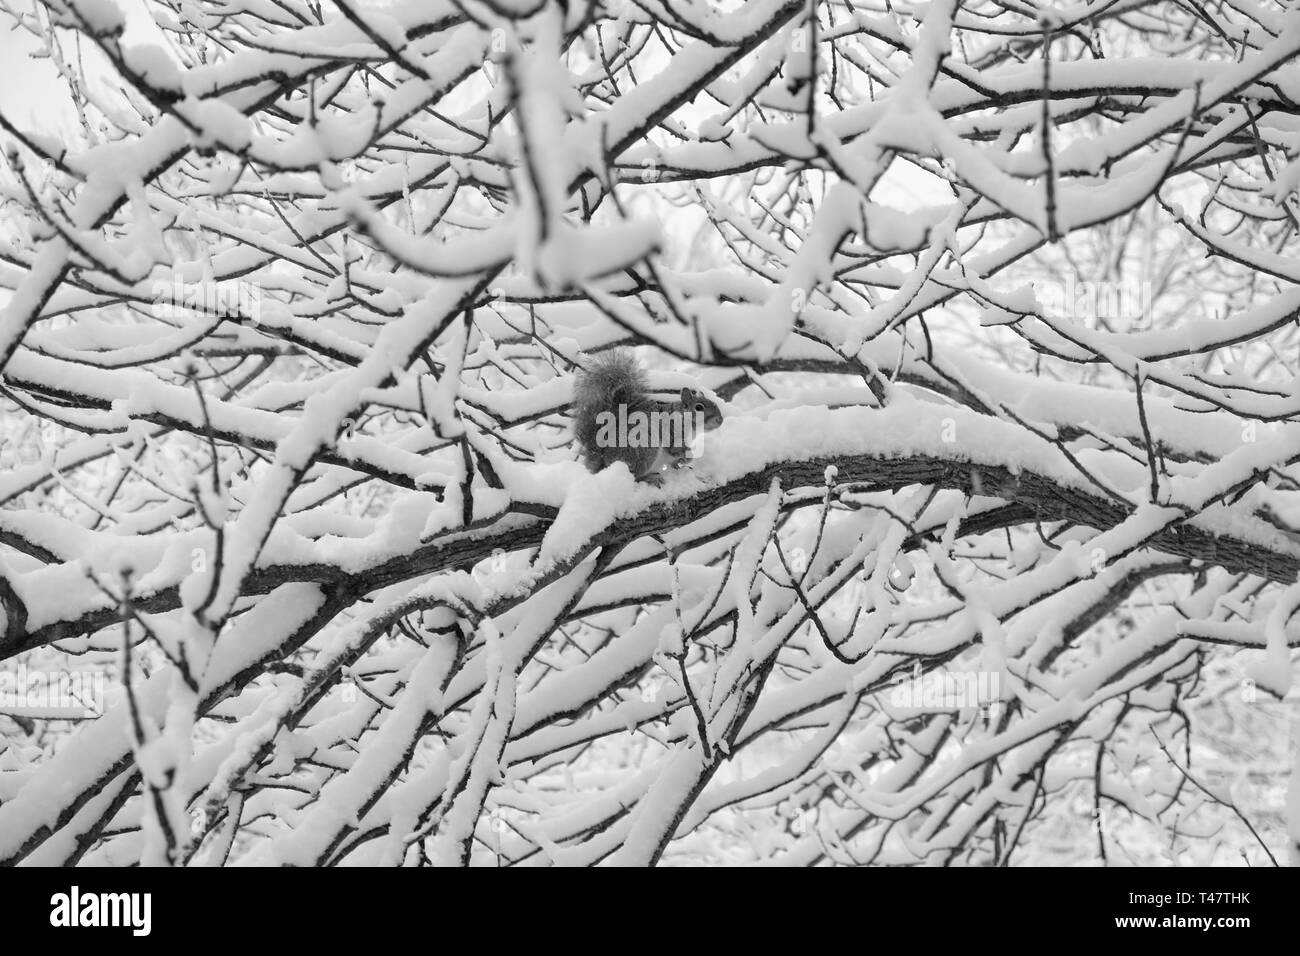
573, 350, 724, 483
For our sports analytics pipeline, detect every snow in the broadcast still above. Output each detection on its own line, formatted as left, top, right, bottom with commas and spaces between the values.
0, 0, 1295, 871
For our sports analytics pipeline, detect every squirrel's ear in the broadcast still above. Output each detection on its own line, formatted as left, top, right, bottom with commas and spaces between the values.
680, 387, 693, 403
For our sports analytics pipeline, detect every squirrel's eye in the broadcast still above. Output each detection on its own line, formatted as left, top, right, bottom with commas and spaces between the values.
695, 402, 704, 412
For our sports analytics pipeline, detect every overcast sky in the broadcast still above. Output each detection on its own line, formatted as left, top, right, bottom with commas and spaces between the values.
0, 0, 160, 134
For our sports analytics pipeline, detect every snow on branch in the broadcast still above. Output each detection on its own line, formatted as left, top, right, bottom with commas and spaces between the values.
0, 0, 1296, 867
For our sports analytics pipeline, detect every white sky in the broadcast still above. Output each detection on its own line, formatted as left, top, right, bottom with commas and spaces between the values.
0, 0, 160, 133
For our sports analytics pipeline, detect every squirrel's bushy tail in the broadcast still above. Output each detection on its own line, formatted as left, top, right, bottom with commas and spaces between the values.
573, 349, 650, 473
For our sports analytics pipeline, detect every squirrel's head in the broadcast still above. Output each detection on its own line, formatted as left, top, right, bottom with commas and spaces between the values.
680, 387, 724, 431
